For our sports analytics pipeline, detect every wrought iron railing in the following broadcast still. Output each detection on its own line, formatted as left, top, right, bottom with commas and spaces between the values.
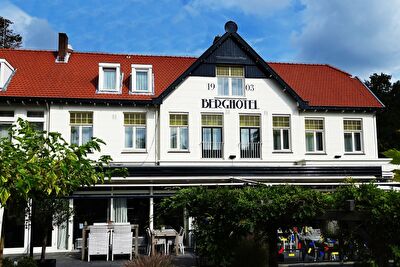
201, 142, 224, 158
240, 142, 261, 158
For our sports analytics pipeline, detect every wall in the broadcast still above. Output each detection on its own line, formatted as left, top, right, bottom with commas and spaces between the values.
159, 76, 379, 165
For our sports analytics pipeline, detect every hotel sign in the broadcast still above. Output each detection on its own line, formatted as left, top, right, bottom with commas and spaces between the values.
202, 98, 258, 110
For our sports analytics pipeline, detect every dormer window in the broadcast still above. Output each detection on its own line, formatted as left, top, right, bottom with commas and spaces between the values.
98, 63, 121, 92
131, 64, 153, 93
0, 59, 15, 91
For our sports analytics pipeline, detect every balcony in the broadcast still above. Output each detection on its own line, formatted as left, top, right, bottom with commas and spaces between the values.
240, 142, 261, 158
201, 142, 223, 158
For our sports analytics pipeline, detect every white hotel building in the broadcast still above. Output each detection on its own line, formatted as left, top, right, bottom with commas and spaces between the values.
0, 21, 392, 254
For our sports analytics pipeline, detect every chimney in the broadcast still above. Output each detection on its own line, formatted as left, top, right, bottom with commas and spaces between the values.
57, 32, 69, 62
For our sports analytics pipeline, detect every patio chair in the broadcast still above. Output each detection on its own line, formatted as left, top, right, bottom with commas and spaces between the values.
146, 228, 166, 255
168, 227, 185, 255
111, 224, 133, 261
87, 226, 110, 262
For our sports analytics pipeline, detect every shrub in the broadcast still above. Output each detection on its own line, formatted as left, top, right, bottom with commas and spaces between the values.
2, 258, 14, 267
123, 255, 175, 267
17, 257, 38, 267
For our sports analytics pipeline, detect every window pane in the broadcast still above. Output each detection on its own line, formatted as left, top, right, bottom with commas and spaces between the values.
202, 127, 211, 140
273, 129, 281, 150
354, 132, 362, 151
170, 114, 188, 126
344, 132, 353, 152
170, 127, 177, 149
125, 127, 133, 148
250, 128, 260, 143
212, 128, 222, 150
29, 122, 44, 131
179, 127, 188, 150
283, 129, 289, 150
230, 67, 244, 77
103, 68, 116, 90
71, 126, 80, 145
273, 116, 290, 128
306, 132, 314, 152
241, 128, 250, 146
82, 126, 93, 145
344, 120, 362, 131
124, 113, 146, 125
202, 115, 222, 126
216, 66, 230, 76
232, 78, 244, 96
316, 132, 324, 151
240, 115, 260, 127
305, 119, 324, 130
0, 124, 11, 139
0, 111, 14, 117
217, 77, 229, 96
27, 111, 44, 118
70, 112, 93, 125
135, 127, 146, 149
136, 71, 148, 91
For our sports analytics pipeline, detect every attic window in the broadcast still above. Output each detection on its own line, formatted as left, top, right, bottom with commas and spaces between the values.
216, 66, 244, 96
131, 64, 153, 94
0, 59, 15, 91
98, 63, 121, 93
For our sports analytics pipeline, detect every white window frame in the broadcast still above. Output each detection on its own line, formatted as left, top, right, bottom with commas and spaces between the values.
305, 118, 325, 153
27, 110, 46, 131
69, 112, 93, 146
169, 113, 189, 151
343, 119, 363, 154
272, 115, 291, 152
131, 64, 153, 94
0, 110, 14, 140
123, 113, 147, 152
216, 66, 245, 97
0, 59, 15, 90
98, 63, 121, 93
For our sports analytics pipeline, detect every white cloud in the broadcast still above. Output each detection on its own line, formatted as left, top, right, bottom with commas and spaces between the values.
292, 0, 400, 79
184, 0, 292, 16
0, 1, 56, 49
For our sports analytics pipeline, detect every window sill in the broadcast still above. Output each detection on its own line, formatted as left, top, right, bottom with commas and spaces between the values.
96, 89, 121, 94
272, 151, 293, 154
305, 152, 327, 155
130, 90, 154, 95
168, 150, 190, 153
121, 149, 147, 154
214, 95, 246, 99
344, 152, 365, 155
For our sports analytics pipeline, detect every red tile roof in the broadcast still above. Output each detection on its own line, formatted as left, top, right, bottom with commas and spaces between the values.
0, 49, 383, 108
268, 62, 383, 108
0, 49, 196, 101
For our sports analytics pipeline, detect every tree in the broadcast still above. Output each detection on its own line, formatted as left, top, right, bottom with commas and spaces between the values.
0, 119, 123, 264
162, 186, 329, 267
0, 16, 23, 49
365, 73, 400, 154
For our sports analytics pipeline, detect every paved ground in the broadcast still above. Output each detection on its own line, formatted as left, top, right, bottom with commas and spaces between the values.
53, 252, 197, 267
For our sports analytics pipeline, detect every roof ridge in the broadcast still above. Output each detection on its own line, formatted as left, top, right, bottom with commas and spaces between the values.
0, 48, 198, 59
267, 61, 328, 66
267, 61, 353, 76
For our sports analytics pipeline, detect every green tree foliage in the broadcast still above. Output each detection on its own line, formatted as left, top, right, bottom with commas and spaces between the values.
0, 119, 124, 262
365, 73, 400, 154
162, 186, 329, 266
0, 16, 22, 49
163, 184, 400, 267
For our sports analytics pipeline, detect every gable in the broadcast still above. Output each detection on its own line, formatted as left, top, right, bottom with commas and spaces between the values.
191, 36, 267, 79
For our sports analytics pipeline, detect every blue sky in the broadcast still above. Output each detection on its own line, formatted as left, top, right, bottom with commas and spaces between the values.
1, 0, 400, 80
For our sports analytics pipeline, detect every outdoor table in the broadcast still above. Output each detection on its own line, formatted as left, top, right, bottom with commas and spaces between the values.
151, 228, 179, 256
81, 223, 139, 261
